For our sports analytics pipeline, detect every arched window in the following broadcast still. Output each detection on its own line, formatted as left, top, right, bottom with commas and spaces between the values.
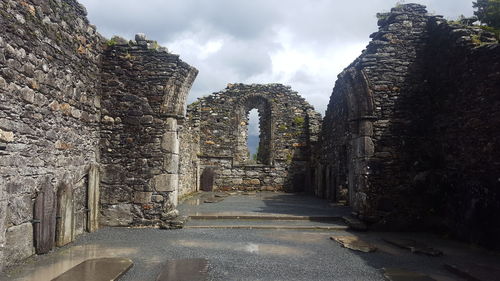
247, 109, 260, 163
234, 96, 273, 165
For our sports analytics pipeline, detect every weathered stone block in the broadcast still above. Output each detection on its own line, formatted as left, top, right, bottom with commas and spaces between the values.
164, 153, 179, 174
5, 223, 34, 266
353, 137, 374, 158
99, 185, 132, 204
152, 195, 164, 203
358, 120, 373, 136
166, 190, 178, 207
100, 204, 133, 226
7, 195, 32, 226
165, 117, 177, 131
243, 179, 261, 185
230, 178, 243, 185
161, 131, 179, 153
135, 33, 146, 41
55, 140, 74, 150
101, 165, 127, 184
153, 174, 178, 192
102, 116, 114, 124
0, 129, 14, 142
133, 192, 152, 204
20, 86, 34, 103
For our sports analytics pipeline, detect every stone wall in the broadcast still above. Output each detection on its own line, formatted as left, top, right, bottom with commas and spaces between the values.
0, 0, 198, 269
180, 84, 321, 193
315, 3, 500, 248
423, 18, 500, 248
0, 0, 103, 268
100, 34, 197, 226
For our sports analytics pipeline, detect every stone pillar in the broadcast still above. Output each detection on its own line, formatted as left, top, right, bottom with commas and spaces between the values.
159, 117, 180, 207
349, 118, 375, 215
0, 179, 6, 271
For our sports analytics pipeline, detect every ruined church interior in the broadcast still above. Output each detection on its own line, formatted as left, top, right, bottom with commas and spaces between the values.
0, 0, 499, 280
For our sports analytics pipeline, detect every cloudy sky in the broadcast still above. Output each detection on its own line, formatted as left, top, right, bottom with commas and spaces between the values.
80, 0, 474, 116
79, 0, 473, 155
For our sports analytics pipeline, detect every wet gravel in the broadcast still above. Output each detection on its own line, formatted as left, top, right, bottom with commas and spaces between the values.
5, 226, 470, 281
4, 192, 488, 281
60, 227, 388, 281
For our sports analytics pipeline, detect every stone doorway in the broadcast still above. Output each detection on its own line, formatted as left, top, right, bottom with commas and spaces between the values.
200, 167, 215, 192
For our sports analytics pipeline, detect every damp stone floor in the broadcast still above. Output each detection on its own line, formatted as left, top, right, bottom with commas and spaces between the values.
2, 192, 500, 281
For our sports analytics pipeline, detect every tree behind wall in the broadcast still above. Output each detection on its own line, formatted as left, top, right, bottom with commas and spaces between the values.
474, 0, 500, 28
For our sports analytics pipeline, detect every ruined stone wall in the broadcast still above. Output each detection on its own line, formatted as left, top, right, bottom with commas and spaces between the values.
181, 84, 321, 192
0, 0, 103, 268
316, 4, 431, 215
423, 19, 500, 248
316, 3, 500, 248
100, 35, 197, 226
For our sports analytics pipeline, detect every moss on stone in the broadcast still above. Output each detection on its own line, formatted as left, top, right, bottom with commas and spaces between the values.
293, 116, 305, 127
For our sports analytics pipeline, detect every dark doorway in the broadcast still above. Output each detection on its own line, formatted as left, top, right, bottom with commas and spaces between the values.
200, 167, 215, 191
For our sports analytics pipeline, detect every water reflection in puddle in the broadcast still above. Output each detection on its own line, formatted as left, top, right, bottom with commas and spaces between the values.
5, 245, 138, 281
177, 239, 309, 256
184, 198, 202, 206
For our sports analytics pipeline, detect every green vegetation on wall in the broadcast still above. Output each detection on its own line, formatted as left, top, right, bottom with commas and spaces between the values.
474, 0, 500, 38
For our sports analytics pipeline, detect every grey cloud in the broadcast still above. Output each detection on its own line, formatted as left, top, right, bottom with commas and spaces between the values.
79, 0, 475, 114
291, 70, 315, 84
206, 40, 275, 77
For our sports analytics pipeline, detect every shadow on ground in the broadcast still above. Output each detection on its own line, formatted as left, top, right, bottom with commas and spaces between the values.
178, 191, 351, 218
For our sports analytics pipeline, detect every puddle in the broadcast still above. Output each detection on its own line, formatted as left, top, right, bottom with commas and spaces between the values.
5, 245, 138, 281
51, 258, 133, 281
183, 198, 202, 206
177, 239, 309, 256
157, 258, 208, 281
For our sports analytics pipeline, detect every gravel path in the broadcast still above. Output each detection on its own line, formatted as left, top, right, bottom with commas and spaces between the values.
3, 192, 497, 281
4, 227, 387, 281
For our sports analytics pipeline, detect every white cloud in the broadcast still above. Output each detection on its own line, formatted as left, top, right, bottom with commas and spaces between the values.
79, 0, 474, 115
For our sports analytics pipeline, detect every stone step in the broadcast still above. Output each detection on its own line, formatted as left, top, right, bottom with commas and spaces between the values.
187, 217, 346, 226
185, 214, 347, 230
383, 238, 443, 257
342, 215, 368, 231
188, 214, 343, 221
383, 268, 436, 281
51, 258, 133, 281
184, 225, 348, 230
444, 262, 500, 281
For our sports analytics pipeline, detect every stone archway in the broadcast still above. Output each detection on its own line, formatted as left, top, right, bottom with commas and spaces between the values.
179, 84, 322, 193
344, 69, 375, 213
317, 67, 375, 213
